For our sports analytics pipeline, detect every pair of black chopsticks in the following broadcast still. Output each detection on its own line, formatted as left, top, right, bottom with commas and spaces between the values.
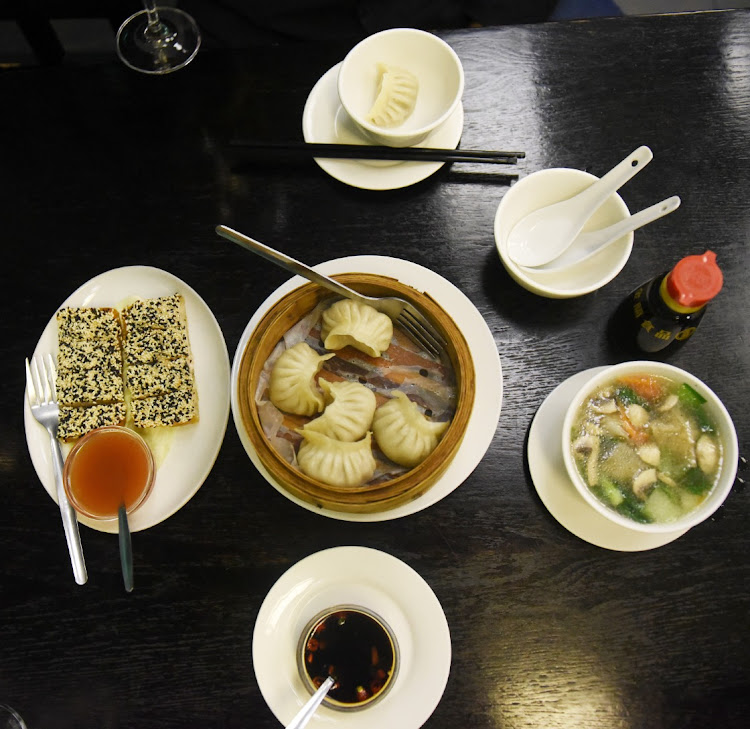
229, 140, 525, 165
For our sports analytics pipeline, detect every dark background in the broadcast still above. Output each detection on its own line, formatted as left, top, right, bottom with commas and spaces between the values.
1, 9, 749, 729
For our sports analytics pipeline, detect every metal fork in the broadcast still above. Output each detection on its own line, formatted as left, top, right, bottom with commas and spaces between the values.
25, 355, 87, 585
216, 225, 448, 358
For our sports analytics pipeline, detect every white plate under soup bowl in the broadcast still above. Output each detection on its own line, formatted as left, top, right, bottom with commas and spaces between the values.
562, 360, 738, 534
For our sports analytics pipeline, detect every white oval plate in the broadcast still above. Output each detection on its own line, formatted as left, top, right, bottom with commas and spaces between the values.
24, 266, 231, 533
302, 62, 464, 190
529, 367, 687, 551
231, 255, 502, 521
253, 546, 451, 729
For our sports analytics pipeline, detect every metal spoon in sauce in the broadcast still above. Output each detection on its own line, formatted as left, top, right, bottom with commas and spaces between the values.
118, 503, 134, 593
285, 676, 334, 729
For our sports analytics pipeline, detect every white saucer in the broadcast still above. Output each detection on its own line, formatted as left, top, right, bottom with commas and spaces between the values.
302, 62, 464, 190
230, 255, 502, 522
253, 546, 451, 729
24, 266, 231, 533
528, 367, 688, 551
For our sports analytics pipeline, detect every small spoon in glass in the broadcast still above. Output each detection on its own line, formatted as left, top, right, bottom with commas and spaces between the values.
507, 145, 653, 267
118, 503, 134, 593
286, 676, 334, 729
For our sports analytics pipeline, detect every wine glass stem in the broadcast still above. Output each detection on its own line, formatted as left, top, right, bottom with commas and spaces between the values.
144, 0, 160, 26
141, 1, 175, 45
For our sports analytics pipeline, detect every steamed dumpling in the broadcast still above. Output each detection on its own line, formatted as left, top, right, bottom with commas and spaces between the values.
367, 63, 419, 128
297, 430, 377, 488
269, 342, 334, 416
372, 390, 449, 468
321, 299, 393, 358
303, 379, 377, 442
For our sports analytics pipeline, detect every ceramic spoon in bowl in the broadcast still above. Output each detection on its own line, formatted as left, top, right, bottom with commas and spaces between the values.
525, 195, 681, 273
507, 146, 653, 267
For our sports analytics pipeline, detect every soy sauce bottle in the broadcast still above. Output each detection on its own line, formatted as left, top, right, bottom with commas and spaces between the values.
611, 250, 723, 354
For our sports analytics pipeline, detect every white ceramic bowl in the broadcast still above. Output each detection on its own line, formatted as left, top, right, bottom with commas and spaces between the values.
494, 168, 634, 298
562, 361, 739, 534
337, 28, 464, 148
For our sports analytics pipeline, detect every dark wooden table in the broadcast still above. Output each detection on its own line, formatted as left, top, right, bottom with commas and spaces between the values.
1, 10, 748, 729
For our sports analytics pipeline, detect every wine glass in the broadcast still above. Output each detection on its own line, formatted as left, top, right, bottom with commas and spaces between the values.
116, 2, 201, 74
0, 704, 26, 729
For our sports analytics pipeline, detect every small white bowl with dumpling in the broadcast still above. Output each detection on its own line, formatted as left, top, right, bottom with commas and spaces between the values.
337, 28, 464, 147
234, 272, 475, 514
562, 360, 738, 535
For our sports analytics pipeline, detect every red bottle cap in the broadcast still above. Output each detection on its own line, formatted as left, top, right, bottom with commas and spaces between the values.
665, 250, 723, 309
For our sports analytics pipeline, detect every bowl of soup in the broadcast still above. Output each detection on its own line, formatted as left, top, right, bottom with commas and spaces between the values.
297, 605, 399, 711
562, 361, 738, 533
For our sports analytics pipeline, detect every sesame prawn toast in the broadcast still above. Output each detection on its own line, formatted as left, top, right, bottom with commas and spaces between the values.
56, 306, 126, 440
125, 357, 193, 400
123, 327, 191, 364
123, 294, 198, 427
57, 338, 122, 373
130, 384, 198, 428
56, 366, 124, 407
58, 403, 126, 442
56, 306, 122, 342
121, 294, 184, 333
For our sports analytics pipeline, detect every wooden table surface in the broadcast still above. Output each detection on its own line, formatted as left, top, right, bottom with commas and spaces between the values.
1, 9, 748, 729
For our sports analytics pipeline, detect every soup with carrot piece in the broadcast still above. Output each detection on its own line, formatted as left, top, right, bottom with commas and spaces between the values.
569, 373, 722, 524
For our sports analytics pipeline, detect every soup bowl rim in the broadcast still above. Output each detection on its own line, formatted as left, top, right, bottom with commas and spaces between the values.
561, 360, 738, 534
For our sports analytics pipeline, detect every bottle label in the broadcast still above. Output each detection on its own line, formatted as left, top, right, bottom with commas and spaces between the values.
675, 326, 697, 341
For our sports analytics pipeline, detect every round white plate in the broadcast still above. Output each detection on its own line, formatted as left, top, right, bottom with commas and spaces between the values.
24, 266, 231, 533
529, 367, 688, 551
302, 62, 464, 190
231, 255, 502, 521
253, 546, 451, 729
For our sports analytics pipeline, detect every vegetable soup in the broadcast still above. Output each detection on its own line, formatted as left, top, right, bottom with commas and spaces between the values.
569, 373, 722, 524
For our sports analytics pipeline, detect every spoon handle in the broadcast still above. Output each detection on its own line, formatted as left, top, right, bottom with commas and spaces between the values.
119, 504, 134, 593
216, 225, 361, 301
580, 195, 681, 249
573, 146, 653, 212
532, 195, 681, 272
286, 676, 335, 729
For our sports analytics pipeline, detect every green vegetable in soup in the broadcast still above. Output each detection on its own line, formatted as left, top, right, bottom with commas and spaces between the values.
616, 493, 650, 523
678, 383, 707, 407
598, 477, 625, 507
678, 383, 715, 433
615, 386, 648, 408
681, 466, 712, 494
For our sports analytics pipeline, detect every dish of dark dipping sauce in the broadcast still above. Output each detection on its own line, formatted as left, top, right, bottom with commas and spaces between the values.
299, 606, 398, 709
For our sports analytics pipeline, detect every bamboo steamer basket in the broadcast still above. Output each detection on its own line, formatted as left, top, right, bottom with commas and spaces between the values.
235, 273, 475, 513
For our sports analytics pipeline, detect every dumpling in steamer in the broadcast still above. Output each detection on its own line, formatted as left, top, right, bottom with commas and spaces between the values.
321, 299, 393, 358
372, 390, 449, 468
303, 379, 376, 442
297, 430, 377, 488
269, 342, 334, 416
367, 63, 419, 129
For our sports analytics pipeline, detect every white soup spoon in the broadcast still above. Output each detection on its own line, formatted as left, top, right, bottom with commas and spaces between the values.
507, 146, 653, 267
525, 195, 681, 273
